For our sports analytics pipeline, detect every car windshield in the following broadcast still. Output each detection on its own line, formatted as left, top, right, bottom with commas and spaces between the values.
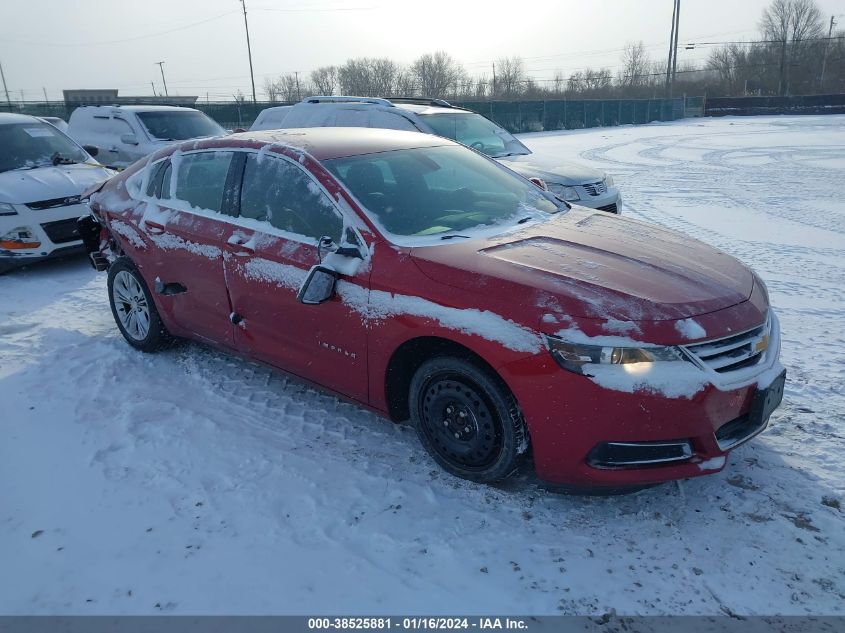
0, 121, 90, 173
325, 145, 564, 241
420, 113, 530, 158
136, 111, 225, 141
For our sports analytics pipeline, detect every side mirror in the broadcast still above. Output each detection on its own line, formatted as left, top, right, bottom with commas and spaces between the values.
82, 145, 99, 157
528, 176, 548, 191
120, 133, 139, 146
297, 265, 339, 305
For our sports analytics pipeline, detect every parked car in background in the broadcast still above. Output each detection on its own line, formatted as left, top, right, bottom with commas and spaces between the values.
0, 113, 114, 273
68, 105, 225, 169
262, 96, 622, 214
80, 127, 784, 491
250, 105, 293, 131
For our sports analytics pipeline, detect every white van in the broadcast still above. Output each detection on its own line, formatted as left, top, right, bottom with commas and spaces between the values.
68, 105, 225, 169
258, 96, 622, 213
249, 105, 293, 131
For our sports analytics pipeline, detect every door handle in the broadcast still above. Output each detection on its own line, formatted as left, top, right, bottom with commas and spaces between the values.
227, 233, 255, 256
145, 221, 165, 235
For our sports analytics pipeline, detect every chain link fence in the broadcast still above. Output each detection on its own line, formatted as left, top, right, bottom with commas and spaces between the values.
6, 95, 707, 133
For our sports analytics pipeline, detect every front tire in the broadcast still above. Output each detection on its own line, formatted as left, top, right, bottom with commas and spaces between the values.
107, 257, 173, 352
409, 357, 527, 484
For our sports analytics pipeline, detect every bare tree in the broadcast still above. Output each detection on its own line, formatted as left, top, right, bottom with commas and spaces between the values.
619, 41, 651, 89
708, 44, 751, 93
495, 57, 525, 97
394, 70, 417, 97
310, 66, 338, 95
410, 51, 465, 98
760, 0, 823, 93
337, 57, 401, 96
263, 76, 282, 103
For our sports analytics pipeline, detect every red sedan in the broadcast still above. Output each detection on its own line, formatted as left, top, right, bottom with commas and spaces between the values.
79, 128, 785, 490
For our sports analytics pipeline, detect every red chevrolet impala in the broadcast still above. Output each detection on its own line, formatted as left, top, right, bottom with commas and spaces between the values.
79, 128, 785, 491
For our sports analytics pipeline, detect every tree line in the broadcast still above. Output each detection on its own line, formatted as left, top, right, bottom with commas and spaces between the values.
259, 0, 843, 103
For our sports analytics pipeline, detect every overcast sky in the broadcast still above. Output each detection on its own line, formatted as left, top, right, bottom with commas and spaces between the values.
1, 0, 842, 101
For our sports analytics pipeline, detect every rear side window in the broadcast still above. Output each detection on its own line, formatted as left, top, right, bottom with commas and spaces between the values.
239, 154, 343, 243
369, 111, 418, 131
334, 109, 370, 127
172, 151, 234, 213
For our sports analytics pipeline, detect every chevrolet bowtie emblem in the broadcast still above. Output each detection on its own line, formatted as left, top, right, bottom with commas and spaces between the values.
754, 334, 769, 353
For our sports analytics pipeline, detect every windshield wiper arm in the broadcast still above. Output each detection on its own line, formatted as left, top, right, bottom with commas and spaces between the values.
51, 153, 83, 166
440, 234, 471, 240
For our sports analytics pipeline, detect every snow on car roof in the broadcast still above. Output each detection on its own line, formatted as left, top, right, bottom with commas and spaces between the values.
74, 105, 201, 113
228, 126, 456, 160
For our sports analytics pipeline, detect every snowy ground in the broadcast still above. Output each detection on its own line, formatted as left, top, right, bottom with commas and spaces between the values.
1, 115, 844, 616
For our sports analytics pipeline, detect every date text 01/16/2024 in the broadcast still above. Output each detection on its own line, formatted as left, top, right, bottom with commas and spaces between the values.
307, 618, 529, 630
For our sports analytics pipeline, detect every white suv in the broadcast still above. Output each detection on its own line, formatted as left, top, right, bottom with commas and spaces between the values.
254, 96, 621, 213
68, 105, 225, 169
0, 113, 115, 273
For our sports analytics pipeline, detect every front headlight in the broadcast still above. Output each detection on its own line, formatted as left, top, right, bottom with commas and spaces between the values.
544, 334, 685, 374
0, 202, 18, 216
546, 183, 580, 202
604, 174, 614, 187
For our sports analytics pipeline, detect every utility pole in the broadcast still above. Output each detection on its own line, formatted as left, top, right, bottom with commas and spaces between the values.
294, 71, 301, 101
0, 59, 12, 111
239, 0, 257, 104
819, 15, 836, 91
151, 81, 157, 96
42, 87, 49, 102
665, 0, 677, 97
671, 0, 680, 87
492, 61, 496, 98
156, 61, 169, 97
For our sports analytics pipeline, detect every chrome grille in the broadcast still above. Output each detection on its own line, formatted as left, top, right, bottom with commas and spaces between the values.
581, 181, 607, 197
682, 318, 770, 374
26, 195, 82, 211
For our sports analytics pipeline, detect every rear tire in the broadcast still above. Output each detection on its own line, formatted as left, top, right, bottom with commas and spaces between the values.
409, 357, 527, 484
107, 257, 174, 352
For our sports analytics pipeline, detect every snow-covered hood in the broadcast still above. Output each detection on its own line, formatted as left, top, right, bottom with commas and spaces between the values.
0, 163, 114, 204
410, 208, 754, 323
496, 153, 605, 186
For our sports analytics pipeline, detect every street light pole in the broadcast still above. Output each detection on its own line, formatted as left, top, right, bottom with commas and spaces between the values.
239, 0, 257, 104
156, 61, 169, 97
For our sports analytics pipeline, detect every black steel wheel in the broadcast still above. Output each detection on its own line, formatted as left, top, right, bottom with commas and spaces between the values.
409, 357, 527, 483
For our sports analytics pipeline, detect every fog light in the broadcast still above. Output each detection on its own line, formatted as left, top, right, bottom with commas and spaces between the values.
0, 227, 41, 249
588, 440, 693, 468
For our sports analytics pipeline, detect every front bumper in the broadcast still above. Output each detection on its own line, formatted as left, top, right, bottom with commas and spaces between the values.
498, 345, 784, 489
0, 243, 86, 273
0, 202, 91, 272
571, 186, 621, 214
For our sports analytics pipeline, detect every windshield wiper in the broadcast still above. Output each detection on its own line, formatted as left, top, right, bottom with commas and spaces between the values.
51, 153, 84, 166
439, 234, 471, 240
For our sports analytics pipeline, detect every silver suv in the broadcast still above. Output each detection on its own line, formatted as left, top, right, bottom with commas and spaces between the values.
253, 96, 621, 213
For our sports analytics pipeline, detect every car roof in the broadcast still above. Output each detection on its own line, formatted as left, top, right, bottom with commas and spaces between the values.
75, 105, 199, 113
226, 126, 457, 161
0, 112, 42, 125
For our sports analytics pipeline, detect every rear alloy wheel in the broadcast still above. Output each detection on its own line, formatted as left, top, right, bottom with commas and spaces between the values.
107, 257, 174, 352
409, 357, 527, 484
